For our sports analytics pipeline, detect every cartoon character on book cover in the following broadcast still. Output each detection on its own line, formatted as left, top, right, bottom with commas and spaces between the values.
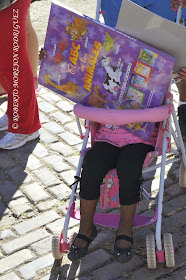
39, 2, 175, 141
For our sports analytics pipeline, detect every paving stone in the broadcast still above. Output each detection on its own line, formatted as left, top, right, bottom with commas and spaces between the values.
22, 183, 50, 203
33, 168, 61, 187
45, 218, 65, 234
44, 154, 70, 172
59, 170, 76, 186
56, 100, 73, 112
46, 217, 79, 235
163, 194, 186, 216
0, 229, 15, 240
142, 177, 174, 194
77, 277, 90, 280
13, 210, 60, 235
164, 183, 185, 197
30, 236, 52, 255
162, 210, 186, 233
36, 199, 58, 211
131, 254, 184, 280
178, 244, 186, 257
0, 249, 34, 275
0, 272, 20, 280
0, 181, 23, 203
0, 170, 6, 180
0, 201, 7, 217
42, 121, 65, 134
66, 155, 80, 169
39, 111, 50, 124
1, 228, 49, 255
59, 131, 82, 146
0, 216, 16, 230
89, 230, 115, 251
42, 91, 62, 103
25, 154, 42, 170
0, 251, 3, 259
18, 253, 54, 280
40, 129, 58, 143
60, 249, 112, 279
0, 153, 16, 169
50, 142, 75, 157
171, 232, 185, 248
49, 184, 71, 200
92, 255, 143, 280
33, 143, 49, 158
39, 101, 57, 113
8, 197, 32, 216
51, 111, 72, 124
65, 122, 84, 135
5, 166, 34, 185
172, 267, 186, 280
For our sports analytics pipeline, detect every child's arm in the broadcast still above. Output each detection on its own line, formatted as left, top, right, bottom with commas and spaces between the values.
39, 48, 47, 61
171, 0, 186, 9
178, 68, 186, 80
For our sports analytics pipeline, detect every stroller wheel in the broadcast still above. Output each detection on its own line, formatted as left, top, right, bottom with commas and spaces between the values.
52, 231, 63, 259
163, 233, 175, 268
179, 161, 186, 188
146, 234, 156, 269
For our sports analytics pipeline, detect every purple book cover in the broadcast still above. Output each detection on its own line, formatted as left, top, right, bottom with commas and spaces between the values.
38, 1, 176, 141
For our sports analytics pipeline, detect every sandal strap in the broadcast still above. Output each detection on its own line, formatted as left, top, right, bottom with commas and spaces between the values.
76, 233, 91, 244
115, 234, 133, 244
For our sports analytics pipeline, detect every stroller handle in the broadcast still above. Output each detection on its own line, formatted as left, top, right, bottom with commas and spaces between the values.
74, 103, 174, 125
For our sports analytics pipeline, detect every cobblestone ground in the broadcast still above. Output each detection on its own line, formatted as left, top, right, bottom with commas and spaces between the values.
0, 0, 185, 279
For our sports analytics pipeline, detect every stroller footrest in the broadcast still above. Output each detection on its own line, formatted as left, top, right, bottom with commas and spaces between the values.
70, 208, 158, 228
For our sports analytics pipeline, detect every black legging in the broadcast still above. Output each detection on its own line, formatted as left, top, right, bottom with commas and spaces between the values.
80, 142, 153, 205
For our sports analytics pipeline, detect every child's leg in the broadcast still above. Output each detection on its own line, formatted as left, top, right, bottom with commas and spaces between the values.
116, 143, 153, 246
76, 142, 119, 246
177, 80, 186, 138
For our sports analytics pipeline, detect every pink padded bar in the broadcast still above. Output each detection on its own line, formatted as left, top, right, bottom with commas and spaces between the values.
74, 103, 174, 125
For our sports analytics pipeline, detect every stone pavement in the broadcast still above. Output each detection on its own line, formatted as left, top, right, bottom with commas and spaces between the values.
0, 0, 185, 279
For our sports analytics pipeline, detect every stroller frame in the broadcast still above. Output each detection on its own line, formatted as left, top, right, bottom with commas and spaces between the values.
52, 87, 186, 268
52, 2, 186, 269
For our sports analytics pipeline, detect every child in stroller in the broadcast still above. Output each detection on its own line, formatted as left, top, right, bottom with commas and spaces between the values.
67, 87, 157, 263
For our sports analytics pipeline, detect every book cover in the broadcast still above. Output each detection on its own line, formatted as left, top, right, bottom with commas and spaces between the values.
38, 0, 176, 141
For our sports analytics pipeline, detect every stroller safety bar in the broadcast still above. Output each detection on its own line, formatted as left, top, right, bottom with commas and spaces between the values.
74, 103, 174, 125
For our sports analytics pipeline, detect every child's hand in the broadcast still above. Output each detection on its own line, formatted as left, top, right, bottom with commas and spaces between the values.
88, 86, 108, 107
178, 68, 186, 80
171, 0, 186, 9
39, 48, 47, 61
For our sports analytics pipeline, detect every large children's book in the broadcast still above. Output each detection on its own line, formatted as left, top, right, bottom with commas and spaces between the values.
38, 0, 175, 141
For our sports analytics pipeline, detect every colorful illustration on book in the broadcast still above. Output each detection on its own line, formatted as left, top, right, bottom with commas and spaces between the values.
130, 74, 148, 91
119, 99, 146, 131
103, 32, 116, 52
38, 2, 175, 141
65, 17, 89, 41
50, 38, 68, 64
138, 48, 157, 66
44, 74, 85, 99
126, 86, 145, 104
133, 61, 153, 79
101, 55, 124, 98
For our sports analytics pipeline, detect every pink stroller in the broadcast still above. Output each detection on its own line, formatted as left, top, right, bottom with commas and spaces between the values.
51, 86, 186, 269
51, 2, 186, 270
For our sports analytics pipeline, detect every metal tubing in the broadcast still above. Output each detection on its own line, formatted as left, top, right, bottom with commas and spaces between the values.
75, 116, 83, 137
155, 120, 168, 251
96, 0, 101, 21
172, 109, 186, 168
142, 157, 180, 174
63, 120, 90, 242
